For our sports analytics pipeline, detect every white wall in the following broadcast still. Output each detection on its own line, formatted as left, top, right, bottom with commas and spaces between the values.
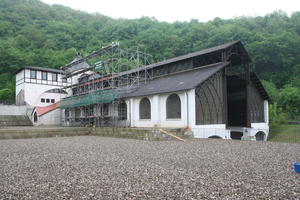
15, 69, 70, 107
34, 92, 67, 107
33, 108, 61, 126
123, 88, 270, 140
23, 83, 61, 107
15, 71, 25, 97
127, 90, 190, 128
192, 125, 231, 139
249, 123, 269, 141
124, 89, 232, 139
0, 105, 27, 115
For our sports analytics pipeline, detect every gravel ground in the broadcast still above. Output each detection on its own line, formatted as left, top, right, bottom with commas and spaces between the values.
1, 136, 300, 199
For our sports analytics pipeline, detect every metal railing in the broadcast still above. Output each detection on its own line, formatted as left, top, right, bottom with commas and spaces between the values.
268, 129, 300, 143
0, 99, 15, 105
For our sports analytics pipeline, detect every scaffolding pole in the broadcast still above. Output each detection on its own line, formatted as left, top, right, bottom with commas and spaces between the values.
60, 42, 153, 128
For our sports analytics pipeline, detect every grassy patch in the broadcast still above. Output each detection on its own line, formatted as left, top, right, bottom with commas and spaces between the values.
268, 124, 300, 143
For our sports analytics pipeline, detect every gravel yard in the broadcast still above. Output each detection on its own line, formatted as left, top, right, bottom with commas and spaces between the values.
1, 136, 299, 199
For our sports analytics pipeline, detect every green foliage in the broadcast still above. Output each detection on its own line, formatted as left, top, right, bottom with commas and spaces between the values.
287, 76, 300, 88
0, 88, 12, 100
0, 0, 299, 112
261, 80, 278, 103
269, 102, 287, 126
279, 85, 300, 119
15, 34, 30, 49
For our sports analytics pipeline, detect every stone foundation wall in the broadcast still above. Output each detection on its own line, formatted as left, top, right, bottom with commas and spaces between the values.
0, 115, 33, 126
0, 127, 193, 141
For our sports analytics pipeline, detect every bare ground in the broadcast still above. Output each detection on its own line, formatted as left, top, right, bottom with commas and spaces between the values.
1, 136, 299, 199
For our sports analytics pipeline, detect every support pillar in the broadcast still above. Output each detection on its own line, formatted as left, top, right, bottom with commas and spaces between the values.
222, 51, 228, 128
246, 62, 251, 128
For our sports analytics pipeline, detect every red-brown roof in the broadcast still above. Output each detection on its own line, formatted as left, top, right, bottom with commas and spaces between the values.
35, 101, 61, 116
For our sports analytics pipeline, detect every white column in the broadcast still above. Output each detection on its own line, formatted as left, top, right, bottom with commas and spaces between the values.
188, 89, 196, 128
152, 95, 159, 127
264, 100, 269, 124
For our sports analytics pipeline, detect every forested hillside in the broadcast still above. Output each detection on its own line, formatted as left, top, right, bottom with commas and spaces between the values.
1, 0, 300, 121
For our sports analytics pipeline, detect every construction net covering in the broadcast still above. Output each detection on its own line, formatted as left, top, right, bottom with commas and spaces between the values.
60, 89, 115, 108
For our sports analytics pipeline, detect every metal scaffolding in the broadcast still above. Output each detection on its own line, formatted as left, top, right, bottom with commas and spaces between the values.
60, 42, 153, 127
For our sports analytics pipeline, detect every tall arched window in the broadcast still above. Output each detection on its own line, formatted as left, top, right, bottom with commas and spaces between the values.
140, 97, 151, 119
166, 94, 181, 119
195, 71, 224, 125
65, 108, 69, 121
34, 112, 38, 122
118, 100, 127, 120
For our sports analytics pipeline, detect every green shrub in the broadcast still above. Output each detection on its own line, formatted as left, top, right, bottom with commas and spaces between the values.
0, 88, 12, 100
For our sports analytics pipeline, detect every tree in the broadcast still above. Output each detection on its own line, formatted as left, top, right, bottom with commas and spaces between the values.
15, 34, 30, 49
261, 80, 279, 103
37, 10, 51, 21
0, 40, 23, 74
0, 0, 299, 105
269, 102, 287, 125
279, 85, 300, 119
290, 11, 300, 35
0, 88, 12, 100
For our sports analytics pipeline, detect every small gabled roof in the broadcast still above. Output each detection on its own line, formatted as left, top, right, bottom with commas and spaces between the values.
119, 62, 229, 98
67, 57, 91, 73
14, 66, 62, 75
35, 101, 61, 116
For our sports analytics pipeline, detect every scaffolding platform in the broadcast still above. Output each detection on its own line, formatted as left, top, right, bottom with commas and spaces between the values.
60, 42, 153, 127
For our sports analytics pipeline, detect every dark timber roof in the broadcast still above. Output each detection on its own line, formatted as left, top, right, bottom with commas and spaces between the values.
250, 72, 271, 101
14, 66, 63, 74
119, 40, 250, 76
118, 62, 229, 98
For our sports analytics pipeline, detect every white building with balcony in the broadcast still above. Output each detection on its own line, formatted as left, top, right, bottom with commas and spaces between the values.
14, 66, 69, 125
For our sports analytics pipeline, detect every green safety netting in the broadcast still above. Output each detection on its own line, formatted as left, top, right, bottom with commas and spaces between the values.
60, 89, 115, 108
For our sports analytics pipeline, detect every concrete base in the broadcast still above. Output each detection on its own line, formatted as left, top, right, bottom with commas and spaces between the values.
241, 136, 256, 141
0, 127, 193, 141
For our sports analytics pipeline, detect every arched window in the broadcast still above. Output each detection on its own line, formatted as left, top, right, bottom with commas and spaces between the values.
118, 100, 127, 120
140, 97, 151, 119
45, 89, 67, 94
65, 108, 69, 121
166, 94, 181, 119
34, 112, 37, 122
195, 71, 224, 125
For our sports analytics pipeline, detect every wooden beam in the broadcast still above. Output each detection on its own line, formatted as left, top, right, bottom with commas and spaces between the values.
158, 129, 186, 142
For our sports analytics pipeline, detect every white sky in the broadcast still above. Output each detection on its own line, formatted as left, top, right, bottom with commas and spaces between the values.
41, 0, 299, 23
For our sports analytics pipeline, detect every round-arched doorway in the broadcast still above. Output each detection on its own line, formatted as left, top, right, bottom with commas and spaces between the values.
255, 131, 265, 141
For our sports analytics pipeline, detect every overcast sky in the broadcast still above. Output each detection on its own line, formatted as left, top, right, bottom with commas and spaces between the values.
41, 0, 299, 23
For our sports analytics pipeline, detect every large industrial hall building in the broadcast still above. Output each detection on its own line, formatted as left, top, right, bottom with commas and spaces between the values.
14, 40, 270, 141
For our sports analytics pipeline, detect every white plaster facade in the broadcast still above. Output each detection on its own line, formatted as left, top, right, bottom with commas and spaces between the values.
123, 90, 269, 140
14, 66, 70, 126
127, 90, 190, 128
32, 108, 61, 126
15, 66, 68, 107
